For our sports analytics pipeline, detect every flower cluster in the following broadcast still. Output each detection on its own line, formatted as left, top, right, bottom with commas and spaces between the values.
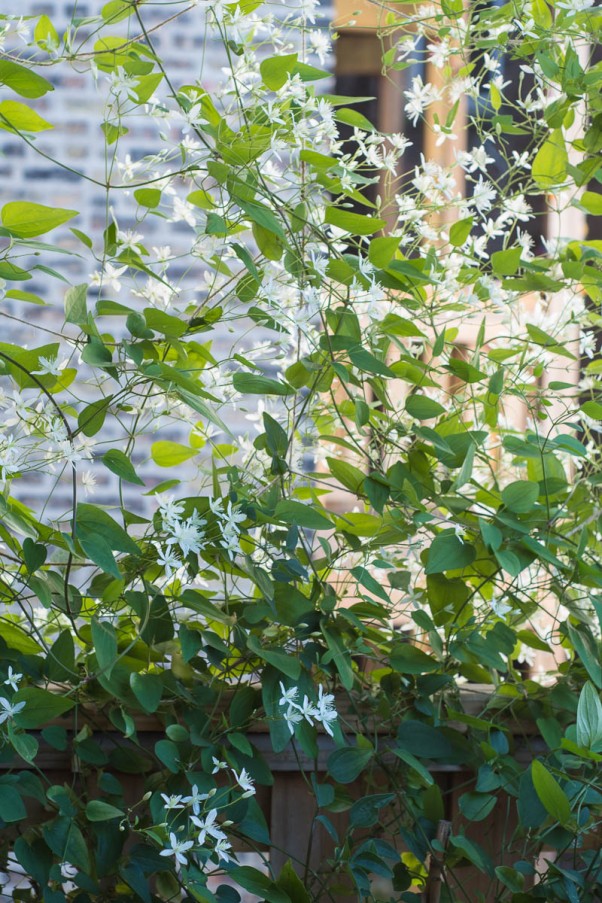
278, 683, 338, 737
157, 767, 257, 869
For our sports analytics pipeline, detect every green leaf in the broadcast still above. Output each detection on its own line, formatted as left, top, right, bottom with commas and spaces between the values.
0, 785, 27, 823
459, 792, 497, 822
392, 747, 434, 786
260, 53, 298, 90
134, 187, 161, 208
103, 449, 144, 485
501, 480, 539, 513
5, 289, 45, 304
405, 395, 446, 420
368, 236, 399, 266
450, 834, 493, 876
581, 400, 602, 420
322, 627, 354, 690
78, 396, 112, 437
229, 866, 291, 903
48, 630, 76, 683
22, 537, 46, 573
252, 222, 283, 260
576, 682, 602, 750
349, 348, 395, 378
151, 441, 197, 467
0, 622, 42, 655
390, 644, 438, 674
92, 617, 118, 678
43, 816, 89, 871
328, 746, 373, 783
531, 759, 571, 825
129, 672, 163, 713
276, 861, 311, 903
79, 528, 119, 579
425, 534, 476, 574
327, 457, 365, 494
449, 216, 473, 246
64, 283, 88, 325
0, 61, 54, 98
247, 635, 301, 679
2, 202, 78, 238
580, 191, 602, 215
495, 867, 525, 894
351, 565, 390, 603
0, 100, 53, 133
239, 200, 285, 240
275, 499, 332, 530
34, 15, 59, 49
77, 504, 140, 557
491, 247, 522, 276
263, 412, 288, 457
85, 800, 125, 822
233, 372, 293, 396
8, 725, 39, 764
13, 688, 75, 729
325, 207, 386, 236
397, 721, 453, 759
81, 337, 113, 369
532, 129, 568, 188
567, 622, 602, 688
446, 359, 486, 383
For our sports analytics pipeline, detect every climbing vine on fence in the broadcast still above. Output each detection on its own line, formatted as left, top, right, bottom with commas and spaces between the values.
0, 0, 601, 900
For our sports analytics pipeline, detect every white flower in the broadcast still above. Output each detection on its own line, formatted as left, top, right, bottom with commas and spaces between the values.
556, 0, 594, 13
90, 263, 128, 294
191, 809, 227, 845
470, 177, 496, 215
116, 229, 144, 253
213, 837, 233, 863
456, 146, 495, 174
516, 644, 536, 667
59, 862, 78, 881
212, 756, 228, 774
108, 66, 139, 102
502, 194, 532, 223
314, 685, 338, 738
0, 697, 25, 724
117, 154, 139, 182
171, 196, 196, 228
308, 31, 331, 65
233, 767, 255, 797
10, 17, 30, 43
581, 331, 596, 360
159, 495, 186, 527
160, 832, 194, 867
491, 598, 512, 618
161, 793, 186, 811
166, 514, 207, 557
184, 785, 209, 816
283, 705, 303, 734
155, 544, 181, 579
35, 356, 64, 377
81, 471, 96, 497
404, 75, 439, 126
278, 682, 299, 708
4, 667, 22, 692
295, 694, 318, 725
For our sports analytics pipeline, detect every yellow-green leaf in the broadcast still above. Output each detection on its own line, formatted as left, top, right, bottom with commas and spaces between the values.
2, 202, 78, 238
0, 100, 53, 133
532, 129, 568, 188
151, 441, 197, 467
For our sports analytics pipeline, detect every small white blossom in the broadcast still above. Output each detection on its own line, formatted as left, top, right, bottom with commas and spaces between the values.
160, 833, 194, 867
0, 697, 25, 724
4, 667, 22, 693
